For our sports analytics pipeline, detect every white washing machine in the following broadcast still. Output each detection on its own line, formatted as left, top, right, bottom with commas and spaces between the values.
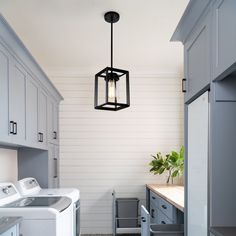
16, 177, 80, 236
0, 182, 73, 236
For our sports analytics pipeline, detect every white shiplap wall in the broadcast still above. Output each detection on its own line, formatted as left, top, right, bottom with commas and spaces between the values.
50, 73, 184, 235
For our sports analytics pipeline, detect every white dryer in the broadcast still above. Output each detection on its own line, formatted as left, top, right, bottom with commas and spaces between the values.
0, 183, 73, 236
16, 177, 80, 236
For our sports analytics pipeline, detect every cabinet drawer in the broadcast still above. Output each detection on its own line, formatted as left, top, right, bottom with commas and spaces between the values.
157, 209, 173, 225
158, 197, 177, 222
150, 191, 160, 207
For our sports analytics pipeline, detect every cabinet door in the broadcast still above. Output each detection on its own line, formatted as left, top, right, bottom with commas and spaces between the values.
47, 98, 59, 144
47, 98, 54, 143
54, 145, 59, 187
48, 144, 59, 188
184, 13, 211, 102
212, 0, 236, 80
26, 75, 38, 148
141, 205, 150, 236
38, 88, 48, 149
9, 59, 26, 144
187, 92, 209, 236
0, 42, 10, 142
53, 104, 59, 145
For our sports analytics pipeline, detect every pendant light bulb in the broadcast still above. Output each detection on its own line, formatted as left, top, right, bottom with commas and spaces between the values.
108, 79, 116, 102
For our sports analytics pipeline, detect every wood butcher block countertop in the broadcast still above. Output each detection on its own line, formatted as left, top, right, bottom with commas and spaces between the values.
147, 184, 184, 212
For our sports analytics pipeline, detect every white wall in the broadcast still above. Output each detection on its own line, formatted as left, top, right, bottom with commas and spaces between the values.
0, 148, 18, 182
51, 73, 184, 234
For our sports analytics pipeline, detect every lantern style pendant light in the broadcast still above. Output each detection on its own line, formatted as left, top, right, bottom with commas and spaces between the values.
94, 11, 130, 111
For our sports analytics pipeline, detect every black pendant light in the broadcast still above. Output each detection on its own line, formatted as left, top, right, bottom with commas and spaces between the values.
94, 11, 130, 111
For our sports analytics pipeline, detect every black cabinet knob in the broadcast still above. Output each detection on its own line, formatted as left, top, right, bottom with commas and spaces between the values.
161, 204, 167, 210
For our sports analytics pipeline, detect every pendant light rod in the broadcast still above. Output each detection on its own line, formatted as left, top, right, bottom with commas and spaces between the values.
104, 11, 120, 69
111, 21, 113, 68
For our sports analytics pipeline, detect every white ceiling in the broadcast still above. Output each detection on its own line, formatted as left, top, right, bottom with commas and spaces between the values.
0, 0, 188, 75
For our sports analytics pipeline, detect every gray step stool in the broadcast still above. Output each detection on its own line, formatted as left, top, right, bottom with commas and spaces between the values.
141, 205, 184, 236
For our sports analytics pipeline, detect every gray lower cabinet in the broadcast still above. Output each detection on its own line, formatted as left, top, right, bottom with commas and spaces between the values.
212, 0, 236, 80
9, 58, 27, 145
184, 9, 211, 102
147, 190, 182, 226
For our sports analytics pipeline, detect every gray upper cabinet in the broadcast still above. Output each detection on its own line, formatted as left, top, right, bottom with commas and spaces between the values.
0, 15, 62, 150
38, 88, 48, 149
0, 42, 10, 143
184, 11, 211, 102
26, 74, 38, 147
9, 59, 27, 144
212, 0, 236, 80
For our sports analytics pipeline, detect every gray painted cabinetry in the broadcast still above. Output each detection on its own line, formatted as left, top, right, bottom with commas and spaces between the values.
26, 75, 39, 148
9, 60, 27, 145
212, 0, 236, 80
172, 0, 236, 235
146, 189, 183, 226
184, 9, 211, 102
0, 15, 63, 187
38, 88, 48, 149
0, 42, 11, 143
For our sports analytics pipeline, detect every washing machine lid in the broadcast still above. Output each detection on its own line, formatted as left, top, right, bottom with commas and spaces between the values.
2, 196, 71, 212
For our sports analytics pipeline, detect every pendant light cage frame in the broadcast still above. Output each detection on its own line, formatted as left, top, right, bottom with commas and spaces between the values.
94, 67, 130, 111
94, 11, 130, 111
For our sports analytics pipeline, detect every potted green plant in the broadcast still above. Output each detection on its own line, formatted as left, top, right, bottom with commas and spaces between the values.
149, 146, 184, 184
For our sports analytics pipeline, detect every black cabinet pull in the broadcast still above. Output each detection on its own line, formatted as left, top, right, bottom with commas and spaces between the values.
141, 217, 146, 223
13, 122, 17, 135
53, 158, 58, 178
151, 209, 155, 218
182, 78, 187, 93
9, 121, 14, 134
161, 205, 167, 210
152, 196, 156, 200
53, 131, 57, 140
161, 220, 166, 224
38, 132, 43, 142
